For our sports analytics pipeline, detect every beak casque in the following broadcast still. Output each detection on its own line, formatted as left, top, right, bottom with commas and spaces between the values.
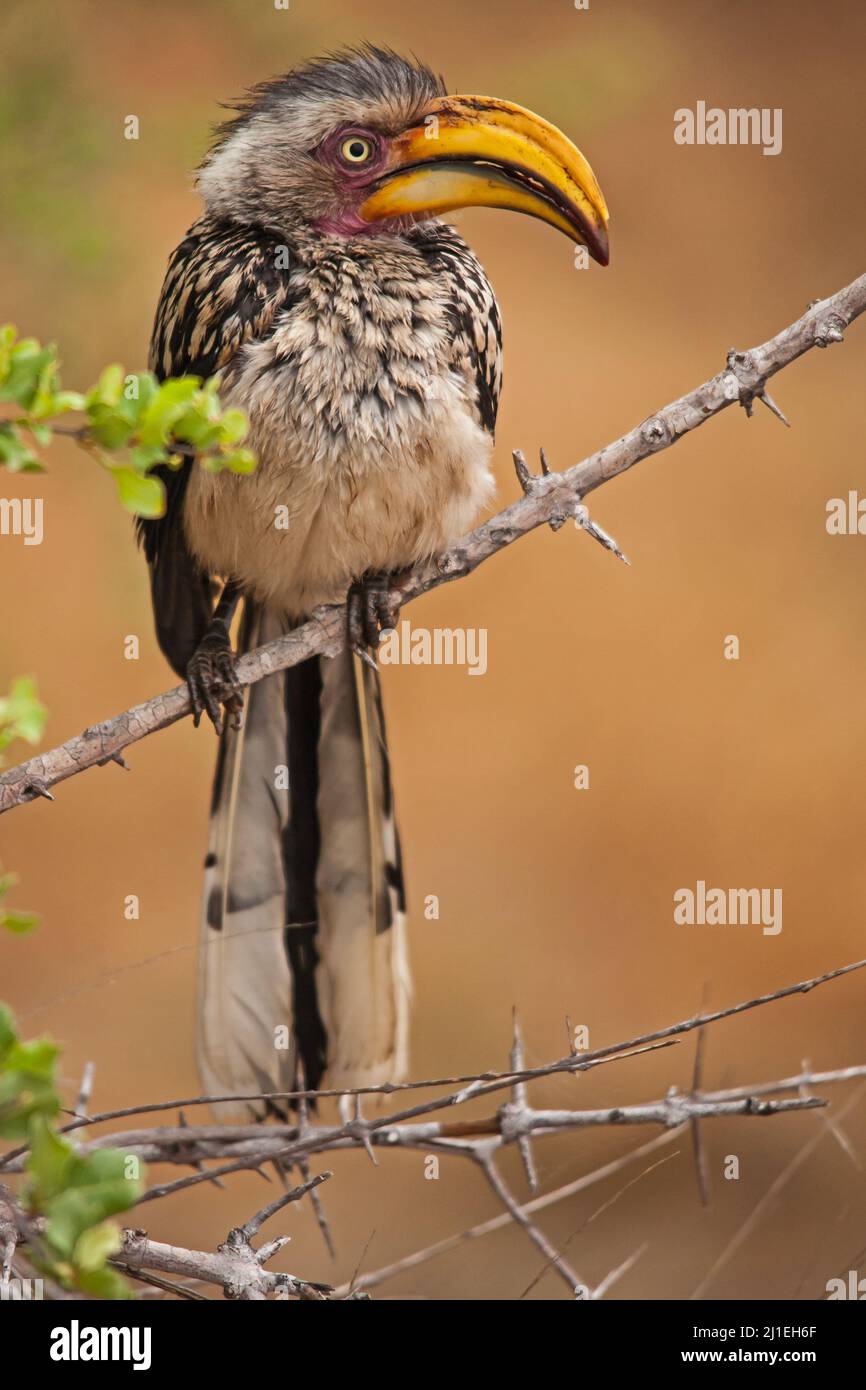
359, 94, 610, 265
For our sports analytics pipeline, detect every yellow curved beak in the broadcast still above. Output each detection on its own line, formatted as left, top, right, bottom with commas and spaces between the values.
359, 94, 610, 265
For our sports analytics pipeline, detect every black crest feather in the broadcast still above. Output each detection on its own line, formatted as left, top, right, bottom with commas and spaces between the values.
210, 44, 446, 149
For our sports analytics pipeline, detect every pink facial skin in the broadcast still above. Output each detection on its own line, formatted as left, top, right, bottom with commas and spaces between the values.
313, 125, 395, 236
315, 208, 375, 236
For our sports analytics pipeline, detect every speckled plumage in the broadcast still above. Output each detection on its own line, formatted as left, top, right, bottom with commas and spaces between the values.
147, 216, 501, 620
140, 48, 504, 1114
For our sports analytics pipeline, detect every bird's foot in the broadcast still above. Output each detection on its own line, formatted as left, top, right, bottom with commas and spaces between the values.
187, 624, 243, 733
347, 571, 404, 658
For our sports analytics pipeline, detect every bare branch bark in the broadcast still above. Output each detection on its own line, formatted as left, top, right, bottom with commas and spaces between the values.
473, 1143, 586, 1294
4, 964, 863, 1182
0, 1176, 337, 1302
2, 271, 865, 814
14, 1085, 827, 1178
115, 1222, 334, 1301
0, 955, 854, 1159
4, 958, 864, 1298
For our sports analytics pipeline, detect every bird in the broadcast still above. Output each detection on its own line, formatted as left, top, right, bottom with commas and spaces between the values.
138, 45, 609, 1119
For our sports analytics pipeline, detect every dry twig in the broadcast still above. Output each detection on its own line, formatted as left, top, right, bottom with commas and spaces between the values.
3, 961, 865, 1298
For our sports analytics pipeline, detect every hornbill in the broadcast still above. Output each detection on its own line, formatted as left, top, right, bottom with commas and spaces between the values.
139, 46, 608, 1117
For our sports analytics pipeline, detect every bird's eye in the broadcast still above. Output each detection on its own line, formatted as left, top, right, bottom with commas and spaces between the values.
340, 136, 373, 164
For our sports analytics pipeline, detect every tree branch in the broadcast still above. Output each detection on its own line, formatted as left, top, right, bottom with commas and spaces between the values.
335, 1130, 680, 1298
14, 1079, 832, 1178
3, 963, 862, 1180
115, 1213, 335, 1302
4, 957, 864, 1298
2, 271, 865, 814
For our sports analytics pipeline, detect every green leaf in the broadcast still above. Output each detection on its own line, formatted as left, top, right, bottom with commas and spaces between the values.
172, 411, 222, 448
137, 376, 201, 448
128, 442, 169, 472
0, 676, 47, 740
153, 376, 202, 405
0, 324, 18, 383
76, 1265, 133, 1299
218, 448, 257, 475
27, 1112, 75, 1204
0, 341, 57, 410
0, 330, 255, 532
0, 873, 40, 934
84, 363, 124, 409
0, 1009, 57, 1079
125, 372, 157, 413
42, 1149, 142, 1259
0, 1008, 139, 1298
25, 1118, 143, 1263
112, 467, 165, 518
52, 390, 86, 415
0, 1053, 59, 1139
217, 408, 249, 445
0, 1011, 56, 1133
0, 1004, 15, 1055
87, 404, 137, 450
0, 423, 42, 473
1, 909, 38, 936
73, 1220, 121, 1272
0, 676, 47, 761
29, 358, 65, 420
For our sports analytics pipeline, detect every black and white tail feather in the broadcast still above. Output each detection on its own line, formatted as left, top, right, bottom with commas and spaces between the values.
199, 604, 409, 1120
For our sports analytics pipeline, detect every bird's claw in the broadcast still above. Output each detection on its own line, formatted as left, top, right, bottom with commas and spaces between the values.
347, 572, 402, 655
187, 628, 243, 734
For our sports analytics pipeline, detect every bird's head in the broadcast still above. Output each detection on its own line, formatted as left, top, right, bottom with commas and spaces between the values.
198, 46, 609, 265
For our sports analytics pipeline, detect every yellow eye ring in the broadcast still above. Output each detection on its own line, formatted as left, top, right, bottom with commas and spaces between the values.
341, 136, 373, 164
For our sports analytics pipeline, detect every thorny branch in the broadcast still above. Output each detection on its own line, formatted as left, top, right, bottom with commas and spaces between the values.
2, 961, 864, 1298
2, 271, 865, 812
5, 1075, 832, 1180
4, 278, 866, 1296
9, 951, 858, 1142
113, 1223, 335, 1302
0, 1174, 337, 1303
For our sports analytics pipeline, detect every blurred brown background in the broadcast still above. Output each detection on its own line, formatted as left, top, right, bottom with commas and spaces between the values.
2, 0, 865, 1300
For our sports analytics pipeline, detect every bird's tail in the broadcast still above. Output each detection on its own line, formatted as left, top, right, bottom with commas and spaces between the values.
197, 603, 410, 1120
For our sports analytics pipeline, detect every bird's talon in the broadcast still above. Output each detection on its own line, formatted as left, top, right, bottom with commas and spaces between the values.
187, 628, 240, 733
347, 571, 403, 652
375, 590, 401, 634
